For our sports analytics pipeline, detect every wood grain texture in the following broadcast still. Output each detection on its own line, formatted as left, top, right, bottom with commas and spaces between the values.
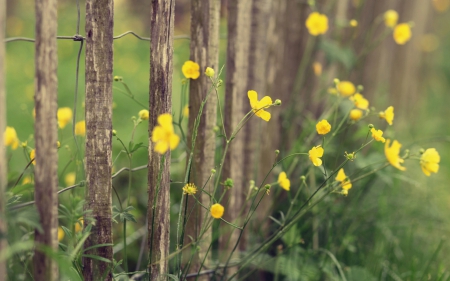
184, 0, 220, 278
33, 0, 59, 279
221, 0, 252, 271
83, 0, 114, 280
147, 0, 174, 279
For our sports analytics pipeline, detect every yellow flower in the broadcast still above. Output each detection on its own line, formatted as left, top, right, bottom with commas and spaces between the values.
65, 172, 76, 186
420, 148, 440, 176
384, 10, 399, 28
30, 149, 36, 165
335, 168, 352, 191
312, 62, 322, 76
248, 90, 273, 122
385, 139, 406, 171
309, 145, 324, 167
151, 113, 180, 154
305, 12, 329, 36
379, 106, 394, 125
205, 67, 215, 77
349, 109, 363, 121
58, 227, 65, 242
183, 105, 189, 118
349, 19, 358, 27
393, 23, 412, 45
210, 203, 224, 219
75, 218, 83, 233
22, 175, 33, 185
4, 126, 20, 150
139, 109, 149, 120
75, 120, 86, 136
278, 172, 290, 191
182, 60, 200, 79
433, 0, 450, 12
57, 107, 73, 129
316, 120, 331, 135
349, 93, 369, 109
371, 128, 386, 143
182, 183, 197, 195
337, 81, 356, 97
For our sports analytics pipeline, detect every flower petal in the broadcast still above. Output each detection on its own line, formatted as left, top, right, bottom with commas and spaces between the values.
169, 134, 180, 150
248, 90, 258, 109
258, 110, 271, 122
258, 96, 273, 109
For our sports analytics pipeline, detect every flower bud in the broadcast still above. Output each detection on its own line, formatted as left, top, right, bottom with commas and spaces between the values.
217, 79, 223, 87
419, 148, 425, 154
357, 85, 364, 92
300, 175, 306, 181
112, 130, 117, 136
205, 67, 215, 77
211, 169, 216, 174
274, 99, 282, 106
114, 76, 122, 82
333, 78, 340, 85
368, 124, 374, 129
275, 149, 280, 155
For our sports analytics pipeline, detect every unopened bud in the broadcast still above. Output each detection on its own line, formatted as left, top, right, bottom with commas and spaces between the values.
211, 169, 216, 174
274, 99, 282, 106
368, 124, 374, 129
112, 130, 117, 136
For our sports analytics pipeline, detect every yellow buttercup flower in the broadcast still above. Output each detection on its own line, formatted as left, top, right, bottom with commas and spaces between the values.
278, 172, 290, 191
316, 120, 331, 135
393, 23, 412, 45
248, 90, 273, 122
349, 19, 358, 27
75, 218, 83, 233
58, 227, 65, 242
349, 109, 363, 121
22, 175, 33, 184
384, 10, 398, 28
151, 113, 180, 154
183, 105, 189, 118
30, 149, 36, 165
205, 67, 215, 77
312, 62, 322, 76
433, 0, 450, 12
309, 145, 324, 167
385, 139, 406, 171
420, 148, 440, 176
210, 203, 224, 219
65, 172, 76, 186
337, 81, 356, 97
75, 120, 86, 136
379, 106, 394, 125
371, 128, 386, 143
57, 107, 73, 129
182, 60, 200, 79
4, 126, 20, 150
139, 109, 149, 120
182, 183, 198, 195
350, 93, 369, 110
305, 12, 329, 36
335, 168, 352, 191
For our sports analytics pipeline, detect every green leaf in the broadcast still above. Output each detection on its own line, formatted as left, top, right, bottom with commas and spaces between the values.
130, 142, 145, 153
82, 254, 112, 263
320, 39, 356, 70
83, 243, 114, 253
61, 226, 73, 239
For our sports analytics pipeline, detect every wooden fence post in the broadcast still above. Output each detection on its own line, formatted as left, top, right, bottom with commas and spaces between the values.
147, 0, 175, 279
222, 0, 252, 273
33, 0, 59, 279
184, 0, 220, 277
83, 0, 114, 280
